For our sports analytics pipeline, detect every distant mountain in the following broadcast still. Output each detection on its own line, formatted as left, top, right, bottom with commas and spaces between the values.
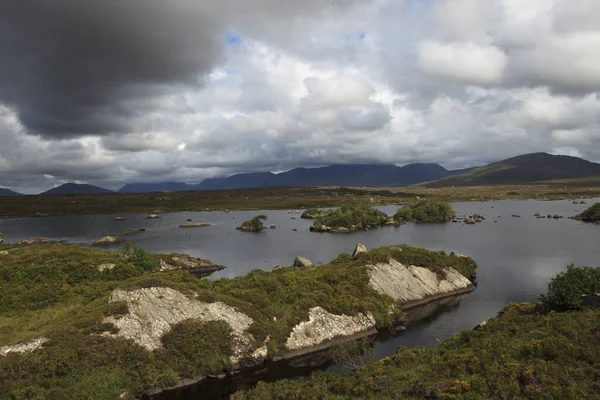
197, 172, 276, 190
427, 153, 600, 187
0, 188, 22, 197
118, 163, 452, 193
43, 183, 114, 195
119, 182, 196, 193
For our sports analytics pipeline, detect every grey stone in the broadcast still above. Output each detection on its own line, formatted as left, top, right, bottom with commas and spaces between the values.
293, 256, 313, 268
352, 243, 367, 258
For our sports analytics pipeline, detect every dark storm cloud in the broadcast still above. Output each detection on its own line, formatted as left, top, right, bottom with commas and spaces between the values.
0, 1, 221, 138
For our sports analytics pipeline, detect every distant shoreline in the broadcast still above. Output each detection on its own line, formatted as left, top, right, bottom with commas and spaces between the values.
0, 185, 598, 219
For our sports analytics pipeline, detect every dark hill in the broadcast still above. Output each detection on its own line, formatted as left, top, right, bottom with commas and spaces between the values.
118, 163, 452, 193
0, 188, 22, 197
196, 163, 451, 190
119, 182, 195, 193
42, 183, 114, 195
427, 153, 600, 187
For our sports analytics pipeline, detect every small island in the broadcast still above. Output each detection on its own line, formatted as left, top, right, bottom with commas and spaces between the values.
179, 221, 211, 228
237, 214, 267, 232
310, 204, 391, 233
393, 201, 456, 223
572, 202, 600, 223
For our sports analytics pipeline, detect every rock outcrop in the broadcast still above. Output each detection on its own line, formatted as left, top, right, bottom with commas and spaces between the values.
293, 256, 313, 268
368, 260, 473, 305
104, 287, 254, 360
19, 237, 56, 245
301, 209, 321, 219
158, 255, 225, 277
352, 243, 367, 258
0, 338, 48, 356
93, 236, 123, 246
123, 228, 145, 235
285, 307, 375, 352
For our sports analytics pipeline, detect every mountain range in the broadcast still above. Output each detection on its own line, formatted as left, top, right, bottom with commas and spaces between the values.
120, 163, 452, 193
2, 152, 600, 196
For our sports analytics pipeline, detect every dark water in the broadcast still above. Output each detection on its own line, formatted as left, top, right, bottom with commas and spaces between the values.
1, 199, 599, 398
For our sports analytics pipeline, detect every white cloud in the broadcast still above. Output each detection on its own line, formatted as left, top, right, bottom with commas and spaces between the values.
418, 41, 508, 86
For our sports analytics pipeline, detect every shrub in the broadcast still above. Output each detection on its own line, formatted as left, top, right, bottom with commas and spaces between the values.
393, 201, 455, 223
161, 319, 234, 378
539, 264, 600, 310
314, 203, 388, 230
124, 244, 158, 273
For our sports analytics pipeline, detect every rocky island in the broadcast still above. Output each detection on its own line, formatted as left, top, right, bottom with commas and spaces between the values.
237, 214, 267, 232
572, 202, 600, 223
0, 240, 476, 399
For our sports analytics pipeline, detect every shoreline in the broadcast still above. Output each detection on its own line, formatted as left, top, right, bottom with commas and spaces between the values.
145, 285, 477, 398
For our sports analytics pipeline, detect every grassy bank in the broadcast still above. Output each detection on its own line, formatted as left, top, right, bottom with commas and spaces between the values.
1, 184, 599, 218
0, 242, 475, 399
235, 266, 600, 400
572, 202, 600, 223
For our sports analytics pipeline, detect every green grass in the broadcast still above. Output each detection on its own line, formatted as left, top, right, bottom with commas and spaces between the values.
393, 201, 455, 223
0, 242, 476, 399
234, 266, 600, 400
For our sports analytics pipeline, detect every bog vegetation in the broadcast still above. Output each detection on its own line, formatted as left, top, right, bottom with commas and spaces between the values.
235, 265, 600, 400
0, 242, 475, 399
313, 203, 389, 231
394, 201, 456, 223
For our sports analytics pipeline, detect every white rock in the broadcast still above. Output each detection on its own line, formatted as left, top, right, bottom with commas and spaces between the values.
367, 259, 472, 304
98, 263, 116, 272
104, 287, 254, 360
285, 307, 375, 352
0, 338, 49, 356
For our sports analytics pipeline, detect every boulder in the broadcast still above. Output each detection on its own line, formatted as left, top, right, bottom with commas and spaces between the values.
93, 236, 123, 246
146, 214, 161, 219
293, 256, 313, 268
270, 224, 277, 229
114, 217, 126, 221
352, 243, 367, 258
179, 221, 210, 228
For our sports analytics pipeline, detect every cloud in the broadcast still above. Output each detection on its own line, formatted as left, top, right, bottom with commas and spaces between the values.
418, 41, 508, 86
1, 0, 600, 193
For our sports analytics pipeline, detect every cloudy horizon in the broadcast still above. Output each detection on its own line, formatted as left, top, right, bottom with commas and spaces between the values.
1, 0, 600, 194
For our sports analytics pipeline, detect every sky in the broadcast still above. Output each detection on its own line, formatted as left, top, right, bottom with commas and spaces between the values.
1, 0, 600, 193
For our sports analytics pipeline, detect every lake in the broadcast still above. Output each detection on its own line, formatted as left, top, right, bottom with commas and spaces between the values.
1, 199, 599, 397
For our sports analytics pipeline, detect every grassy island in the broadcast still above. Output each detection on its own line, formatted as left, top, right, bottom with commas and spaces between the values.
572, 202, 600, 223
0, 242, 476, 399
235, 265, 600, 400
237, 215, 267, 232
394, 201, 456, 223
311, 204, 391, 232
